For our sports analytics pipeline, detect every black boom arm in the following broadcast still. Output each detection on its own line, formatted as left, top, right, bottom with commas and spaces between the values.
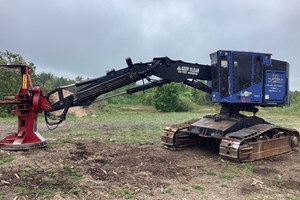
45, 57, 212, 125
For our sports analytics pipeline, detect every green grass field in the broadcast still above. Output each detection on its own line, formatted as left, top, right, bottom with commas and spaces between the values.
56, 105, 300, 145
1, 104, 299, 145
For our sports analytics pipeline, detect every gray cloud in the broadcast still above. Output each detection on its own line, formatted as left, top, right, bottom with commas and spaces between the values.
0, 0, 299, 90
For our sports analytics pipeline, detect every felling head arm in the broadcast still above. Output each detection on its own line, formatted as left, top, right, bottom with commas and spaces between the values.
0, 65, 52, 150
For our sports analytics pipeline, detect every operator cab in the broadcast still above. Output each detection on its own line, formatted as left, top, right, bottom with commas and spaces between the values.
210, 50, 289, 106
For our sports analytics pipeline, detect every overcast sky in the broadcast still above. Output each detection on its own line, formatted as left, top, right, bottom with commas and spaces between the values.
0, 0, 299, 90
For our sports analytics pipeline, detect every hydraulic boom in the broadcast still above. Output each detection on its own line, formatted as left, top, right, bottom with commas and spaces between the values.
44, 57, 211, 126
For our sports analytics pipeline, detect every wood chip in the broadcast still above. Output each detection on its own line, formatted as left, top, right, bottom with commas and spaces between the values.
1, 180, 10, 185
100, 168, 108, 176
14, 174, 20, 180
160, 185, 164, 192
251, 178, 263, 185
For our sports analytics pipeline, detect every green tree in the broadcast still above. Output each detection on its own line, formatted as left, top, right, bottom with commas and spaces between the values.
190, 88, 209, 105
0, 51, 36, 116
75, 76, 83, 82
289, 91, 300, 113
152, 83, 181, 112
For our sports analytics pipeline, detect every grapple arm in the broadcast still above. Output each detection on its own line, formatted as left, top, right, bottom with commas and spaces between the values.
45, 57, 212, 125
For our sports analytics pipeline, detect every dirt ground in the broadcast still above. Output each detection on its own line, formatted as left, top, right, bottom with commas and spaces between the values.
0, 117, 300, 200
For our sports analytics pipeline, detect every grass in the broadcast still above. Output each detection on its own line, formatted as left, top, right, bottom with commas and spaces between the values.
11, 167, 62, 197
49, 138, 72, 144
72, 130, 98, 138
11, 167, 74, 197
13, 186, 58, 196
93, 105, 215, 145
181, 188, 189, 192
58, 132, 95, 143
220, 184, 229, 188
0, 156, 14, 165
66, 105, 298, 146
240, 163, 254, 173
13, 187, 30, 194
43, 105, 215, 145
105, 127, 162, 144
221, 162, 254, 178
47, 168, 56, 174
273, 174, 282, 181
207, 171, 217, 176
163, 187, 173, 194
34, 188, 58, 195
81, 105, 213, 124
49, 130, 98, 144
219, 174, 234, 180
68, 188, 81, 194
41, 105, 300, 149
223, 163, 239, 174
110, 189, 136, 199
45, 177, 60, 185
67, 104, 299, 128
192, 185, 205, 191
4, 104, 300, 146
18, 164, 32, 178
63, 165, 82, 181
258, 108, 300, 128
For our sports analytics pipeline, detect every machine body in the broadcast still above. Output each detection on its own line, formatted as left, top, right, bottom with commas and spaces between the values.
210, 50, 289, 106
0, 50, 298, 162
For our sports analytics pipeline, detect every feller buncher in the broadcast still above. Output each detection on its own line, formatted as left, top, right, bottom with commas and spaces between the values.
0, 50, 298, 162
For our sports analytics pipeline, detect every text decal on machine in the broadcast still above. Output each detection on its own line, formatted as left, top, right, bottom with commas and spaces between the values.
265, 71, 286, 101
266, 73, 284, 93
177, 66, 199, 75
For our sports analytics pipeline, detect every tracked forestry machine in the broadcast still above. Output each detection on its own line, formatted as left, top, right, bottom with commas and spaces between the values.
0, 50, 298, 162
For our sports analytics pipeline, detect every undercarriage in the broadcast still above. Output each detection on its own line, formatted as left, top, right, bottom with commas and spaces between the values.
161, 106, 300, 162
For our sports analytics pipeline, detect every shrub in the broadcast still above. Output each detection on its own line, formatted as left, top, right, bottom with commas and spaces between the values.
152, 83, 180, 112
176, 96, 197, 112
